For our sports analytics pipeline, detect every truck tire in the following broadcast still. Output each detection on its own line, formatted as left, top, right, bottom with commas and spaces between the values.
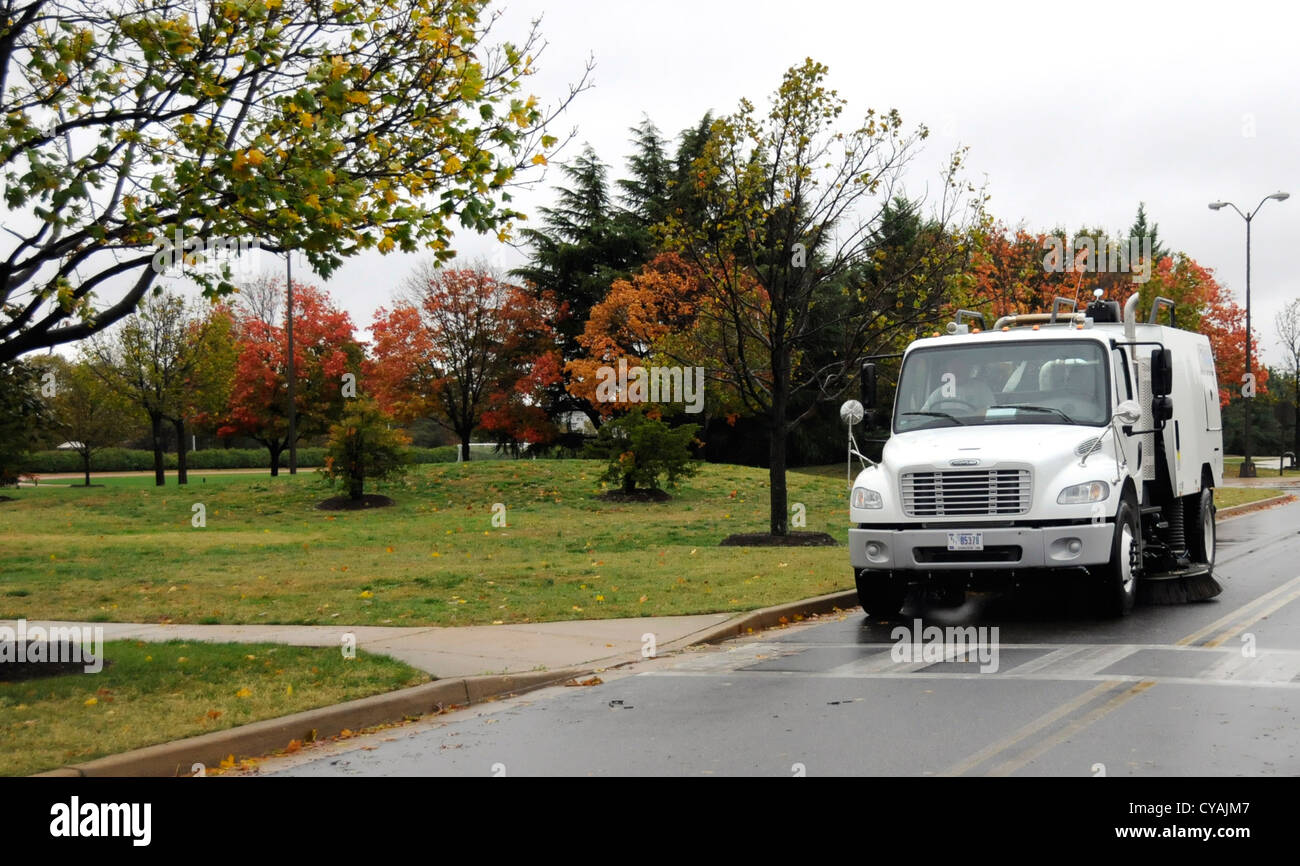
1184, 487, 1216, 569
1097, 498, 1139, 617
856, 569, 906, 619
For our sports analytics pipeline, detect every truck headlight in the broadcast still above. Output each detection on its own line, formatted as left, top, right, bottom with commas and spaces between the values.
852, 487, 883, 509
1057, 481, 1109, 504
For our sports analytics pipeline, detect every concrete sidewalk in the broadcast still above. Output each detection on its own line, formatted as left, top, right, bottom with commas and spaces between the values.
1, 614, 734, 679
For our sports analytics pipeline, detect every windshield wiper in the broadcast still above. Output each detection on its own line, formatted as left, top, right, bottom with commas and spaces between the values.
901, 411, 965, 426
1002, 404, 1076, 424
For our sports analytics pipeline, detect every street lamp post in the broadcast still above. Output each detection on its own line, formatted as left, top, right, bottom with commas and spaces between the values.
1209, 192, 1290, 478
285, 251, 297, 476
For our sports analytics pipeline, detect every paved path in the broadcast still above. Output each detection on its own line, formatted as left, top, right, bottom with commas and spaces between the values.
0, 614, 732, 679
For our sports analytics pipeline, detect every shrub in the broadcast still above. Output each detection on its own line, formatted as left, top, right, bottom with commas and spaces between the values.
584, 409, 700, 493
320, 399, 411, 500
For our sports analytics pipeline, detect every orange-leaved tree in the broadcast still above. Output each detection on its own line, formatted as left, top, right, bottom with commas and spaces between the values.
369, 265, 561, 458
565, 253, 711, 417
219, 283, 362, 474
1136, 254, 1265, 407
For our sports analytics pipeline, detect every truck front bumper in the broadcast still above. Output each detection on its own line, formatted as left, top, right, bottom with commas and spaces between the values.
849, 523, 1114, 571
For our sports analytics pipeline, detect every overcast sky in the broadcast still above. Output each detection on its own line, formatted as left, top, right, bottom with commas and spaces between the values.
190, 0, 1300, 364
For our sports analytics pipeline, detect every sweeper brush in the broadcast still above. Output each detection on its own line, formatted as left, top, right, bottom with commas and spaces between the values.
1139, 566, 1223, 605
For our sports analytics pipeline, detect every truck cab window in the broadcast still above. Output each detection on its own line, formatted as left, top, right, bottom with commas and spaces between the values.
894, 340, 1110, 431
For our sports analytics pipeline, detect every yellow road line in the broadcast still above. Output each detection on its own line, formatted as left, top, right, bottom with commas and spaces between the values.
940, 571, 1300, 777
936, 680, 1126, 777
1176, 574, 1300, 647
1203, 580, 1300, 648
985, 680, 1157, 777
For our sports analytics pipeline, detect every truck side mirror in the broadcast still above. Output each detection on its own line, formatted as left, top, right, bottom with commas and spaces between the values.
861, 362, 877, 409
1151, 349, 1173, 397
1115, 399, 1142, 426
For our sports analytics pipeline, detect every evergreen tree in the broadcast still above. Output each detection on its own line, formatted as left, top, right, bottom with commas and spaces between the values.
618, 118, 673, 227
666, 113, 715, 234
512, 145, 653, 425
513, 145, 647, 352
1129, 203, 1170, 263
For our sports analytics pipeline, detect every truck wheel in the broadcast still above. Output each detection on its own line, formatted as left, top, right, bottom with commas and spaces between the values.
1097, 498, 1139, 617
1184, 487, 1216, 569
856, 569, 906, 619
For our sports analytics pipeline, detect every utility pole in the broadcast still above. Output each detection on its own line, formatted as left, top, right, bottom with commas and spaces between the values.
286, 252, 297, 475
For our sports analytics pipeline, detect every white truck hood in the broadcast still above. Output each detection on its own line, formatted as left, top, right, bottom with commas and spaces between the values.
851, 423, 1122, 523
882, 424, 1097, 466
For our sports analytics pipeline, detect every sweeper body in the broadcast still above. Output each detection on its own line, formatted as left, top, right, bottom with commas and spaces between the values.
845, 294, 1223, 617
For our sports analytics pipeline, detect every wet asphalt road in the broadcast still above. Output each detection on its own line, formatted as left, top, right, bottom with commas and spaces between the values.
261, 500, 1300, 777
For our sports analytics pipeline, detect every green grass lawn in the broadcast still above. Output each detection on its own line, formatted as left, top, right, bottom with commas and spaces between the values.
0, 461, 853, 627
0, 640, 426, 776
1223, 456, 1300, 478
1215, 487, 1284, 509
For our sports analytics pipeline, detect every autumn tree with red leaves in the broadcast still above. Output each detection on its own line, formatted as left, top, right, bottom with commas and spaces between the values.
219, 284, 363, 475
369, 265, 561, 459
958, 218, 1260, 407
1136, 254, 1265, 407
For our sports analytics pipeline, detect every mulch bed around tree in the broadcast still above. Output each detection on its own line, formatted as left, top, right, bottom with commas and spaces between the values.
596, 489, 673, 503
0, 642, 111, 682
720, 531, 839, 547
0, 495, 14, 502
315, 494, 396, 511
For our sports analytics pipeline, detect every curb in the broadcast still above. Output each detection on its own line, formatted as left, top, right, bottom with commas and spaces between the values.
1216, 493, 1296, 520
33, 668, 585, 778
30, 590, 861, 777
661, 589, 859, 649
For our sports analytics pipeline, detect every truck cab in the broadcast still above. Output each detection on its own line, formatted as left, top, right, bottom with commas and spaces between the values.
847, 295, 1223, 617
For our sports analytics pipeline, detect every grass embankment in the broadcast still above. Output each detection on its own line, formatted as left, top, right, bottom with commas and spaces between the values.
0, 461, 852, 627
1214, 487, 1284, 509
0, 640, 426, 776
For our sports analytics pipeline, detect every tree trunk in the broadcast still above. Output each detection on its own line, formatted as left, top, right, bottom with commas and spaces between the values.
81, 450, 91, 487
1293, 378, 1299, 462
173, 417, 188, 485
769, 363, 789, 537
150, 412, 165, 487
768, 419, 788, 536
349, 432, 365, 499
269, 441, 283, 477
460, 433, 472, 462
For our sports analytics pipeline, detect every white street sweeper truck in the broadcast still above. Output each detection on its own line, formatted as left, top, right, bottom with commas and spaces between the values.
842, 292, 1224, 617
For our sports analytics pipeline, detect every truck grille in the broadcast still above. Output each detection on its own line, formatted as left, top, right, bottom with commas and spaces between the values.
901, 469, 1032, 517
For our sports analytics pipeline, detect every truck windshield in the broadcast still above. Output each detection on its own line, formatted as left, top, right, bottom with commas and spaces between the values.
893, 339, 1110, 432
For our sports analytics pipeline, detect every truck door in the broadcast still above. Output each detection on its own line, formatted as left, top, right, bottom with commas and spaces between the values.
1198, 343, 1222, 432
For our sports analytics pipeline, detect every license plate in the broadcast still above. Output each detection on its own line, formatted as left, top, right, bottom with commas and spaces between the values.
947, 532, 984, 551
